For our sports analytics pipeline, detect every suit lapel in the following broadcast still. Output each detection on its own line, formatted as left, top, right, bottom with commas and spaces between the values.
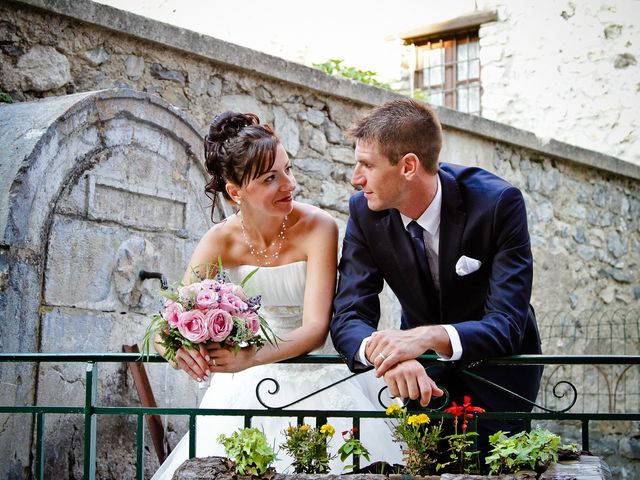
438, 169, 466, 311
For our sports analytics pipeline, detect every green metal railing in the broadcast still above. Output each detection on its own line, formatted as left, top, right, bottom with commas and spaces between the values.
1, 353, 639, 479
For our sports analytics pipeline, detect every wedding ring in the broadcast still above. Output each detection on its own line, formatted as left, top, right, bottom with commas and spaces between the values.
377, 352, 387, 361
212, 359, 217, 367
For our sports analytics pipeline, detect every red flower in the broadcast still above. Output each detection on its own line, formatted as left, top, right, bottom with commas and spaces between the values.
445, 395, 485, 433
444, 402, 464, 417
446, 396, 485, 416
467, 406, 486, 413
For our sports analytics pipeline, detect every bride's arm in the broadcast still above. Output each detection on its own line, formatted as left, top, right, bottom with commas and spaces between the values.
153, 226, 222, 381
209, 210, 338, 372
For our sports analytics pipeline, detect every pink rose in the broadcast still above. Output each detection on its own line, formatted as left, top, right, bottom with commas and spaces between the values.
224, 283, 249, 301
162, 300, 185, 328
205, 309, 233, 342
176, 310, 209, 343
244, 311, 261, 335
195, 288, 219, 311
218, 292, 247, 314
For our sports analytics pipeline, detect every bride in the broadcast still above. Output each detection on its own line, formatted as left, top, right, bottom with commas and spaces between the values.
152, 112, 402, 479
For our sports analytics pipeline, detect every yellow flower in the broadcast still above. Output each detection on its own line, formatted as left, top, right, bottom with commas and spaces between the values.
286, 425, 295, 434
407, 413, 431, 426
299, 424, 310, 432
386, 404, 402, 416
320, 424, 335, 436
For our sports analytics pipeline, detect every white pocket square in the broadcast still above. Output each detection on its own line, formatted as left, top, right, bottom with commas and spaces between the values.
455, 256, 482, 276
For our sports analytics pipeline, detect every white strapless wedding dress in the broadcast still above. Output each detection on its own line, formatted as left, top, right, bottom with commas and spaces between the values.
152, 261, 402, 479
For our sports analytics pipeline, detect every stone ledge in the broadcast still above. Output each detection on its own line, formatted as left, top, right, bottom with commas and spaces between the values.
7, 0, 640, 181
173, 455, 612, 480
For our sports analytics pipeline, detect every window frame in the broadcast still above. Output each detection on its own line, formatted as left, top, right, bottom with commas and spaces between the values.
400, 11, 497, 115
414, 33, 481, 114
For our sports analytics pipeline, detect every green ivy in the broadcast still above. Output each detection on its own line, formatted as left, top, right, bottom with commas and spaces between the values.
485, 426, 570, 475
217, 427, 276, 476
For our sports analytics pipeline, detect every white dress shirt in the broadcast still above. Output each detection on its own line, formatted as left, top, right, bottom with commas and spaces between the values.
355, 174, 463, 366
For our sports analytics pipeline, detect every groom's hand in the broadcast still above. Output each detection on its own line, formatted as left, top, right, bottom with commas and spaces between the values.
367, 326, 451, 377
382, 359, 443, 407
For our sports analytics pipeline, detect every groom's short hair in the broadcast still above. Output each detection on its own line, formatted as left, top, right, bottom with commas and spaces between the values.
348, 98, 442, 174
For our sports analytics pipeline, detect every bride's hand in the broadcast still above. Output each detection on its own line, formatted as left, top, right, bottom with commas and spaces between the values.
207, 343, 257, 373
174, 344, 212, 383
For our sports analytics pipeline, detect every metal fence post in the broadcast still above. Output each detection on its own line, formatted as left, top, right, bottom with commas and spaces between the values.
136, 414, 145, 480
84, 362, 97, 480
35, 412, 45, 480
188, 414, 197, 459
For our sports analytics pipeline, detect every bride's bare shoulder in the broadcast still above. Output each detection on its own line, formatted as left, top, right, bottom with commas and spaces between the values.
292, 202, 337, 232
195, 216, 240, 253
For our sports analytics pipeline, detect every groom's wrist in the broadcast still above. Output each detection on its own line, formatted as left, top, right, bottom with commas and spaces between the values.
423, 325, 453, 358
357, 336, 373, 366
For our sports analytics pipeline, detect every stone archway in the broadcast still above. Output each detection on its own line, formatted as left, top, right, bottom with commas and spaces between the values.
0, 89, 225, 479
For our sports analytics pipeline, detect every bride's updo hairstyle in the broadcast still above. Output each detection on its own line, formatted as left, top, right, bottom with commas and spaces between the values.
204, 111, 279, 219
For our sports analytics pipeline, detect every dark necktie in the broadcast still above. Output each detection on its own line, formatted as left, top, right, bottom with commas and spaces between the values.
407, 221, 440, 317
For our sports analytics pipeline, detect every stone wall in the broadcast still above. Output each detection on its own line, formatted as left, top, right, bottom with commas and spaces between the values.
396, 0, 639, 166
0, 0, 639, 479
475, 0, 640, 166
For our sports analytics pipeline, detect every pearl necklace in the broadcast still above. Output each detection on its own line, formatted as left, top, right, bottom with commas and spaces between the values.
240, 214, 288, 266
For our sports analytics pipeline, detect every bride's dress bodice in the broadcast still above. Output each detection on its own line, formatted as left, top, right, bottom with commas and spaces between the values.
227, 261, 334, 353
227, 261, 306, 338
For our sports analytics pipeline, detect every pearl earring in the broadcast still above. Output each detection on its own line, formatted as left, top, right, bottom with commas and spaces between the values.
236, 199, 241, 205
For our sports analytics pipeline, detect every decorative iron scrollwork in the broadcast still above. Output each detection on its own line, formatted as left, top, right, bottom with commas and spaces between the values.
255, 363, 578, 414
256, 373, 361, 410
255, 367, 453, 412
462, 370, 578, 413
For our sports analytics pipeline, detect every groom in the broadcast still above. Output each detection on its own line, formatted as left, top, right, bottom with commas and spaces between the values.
330, 98, 543, 441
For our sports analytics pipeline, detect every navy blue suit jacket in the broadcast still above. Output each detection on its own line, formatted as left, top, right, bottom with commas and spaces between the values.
331, 163, 542, 413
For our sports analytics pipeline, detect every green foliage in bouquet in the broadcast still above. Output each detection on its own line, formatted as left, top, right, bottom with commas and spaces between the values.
485, 426, 563, 475
280, 424, 336, 474
217, 428, 276, 476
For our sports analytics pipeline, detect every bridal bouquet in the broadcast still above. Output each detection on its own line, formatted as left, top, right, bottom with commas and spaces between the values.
142, 259, 278, 362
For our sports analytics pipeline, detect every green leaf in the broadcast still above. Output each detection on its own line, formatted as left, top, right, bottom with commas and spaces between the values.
218, 428, 276, 475
240, 266, 259, 288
